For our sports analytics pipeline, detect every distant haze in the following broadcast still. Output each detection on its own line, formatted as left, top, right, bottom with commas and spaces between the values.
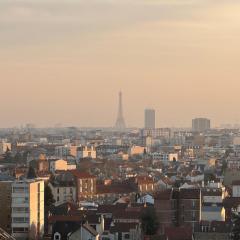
1, 0, 240, 128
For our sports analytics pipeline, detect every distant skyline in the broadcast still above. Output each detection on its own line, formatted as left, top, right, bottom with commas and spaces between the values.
1, 0, 240, 128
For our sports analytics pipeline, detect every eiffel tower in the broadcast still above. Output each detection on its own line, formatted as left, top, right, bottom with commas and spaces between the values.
115, 91, 126, 130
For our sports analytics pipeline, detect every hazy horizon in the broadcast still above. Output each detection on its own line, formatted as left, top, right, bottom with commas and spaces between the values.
1, 0, 240, 128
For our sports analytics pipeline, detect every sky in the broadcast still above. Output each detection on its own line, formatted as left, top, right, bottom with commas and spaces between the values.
1, 0, 240, 128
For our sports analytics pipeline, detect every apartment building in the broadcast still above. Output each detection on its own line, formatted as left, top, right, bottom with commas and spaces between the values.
155, 188, 201, 234
12, 179, 44, 240
178, 189, 201, 231
155, 189, 178, 234
0, 181, 12, 234
70, 170, 96, 202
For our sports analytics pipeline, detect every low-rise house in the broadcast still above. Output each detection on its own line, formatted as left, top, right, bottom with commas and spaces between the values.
137, 193, 154, 205
69, 224, 99, 240
49, 159, 69, 173
156, 176, 173, 190
135, 176, 156, 193
186, 170, 204, 183
100, 222, 142, 240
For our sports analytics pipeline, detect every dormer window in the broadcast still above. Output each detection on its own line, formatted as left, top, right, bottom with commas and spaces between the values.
54, 232, 61, 240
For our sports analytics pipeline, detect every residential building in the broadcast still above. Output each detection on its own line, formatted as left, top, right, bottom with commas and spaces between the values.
192, 118, 211, 132
49, 159, 67, 173
178, 189, 201, 231
155, 188, 201, 234
0, 181, 12, 234
69, 224, 99, 240
135, 176, 155, 193
48, 181, 76, 206
128, 146, 146, 156
11, 179, 44, 240
70, 170, 97, 202
55, 145, 78, 158
155, 189, 178, 234
77, 146, 97, 160
37, 154, 49, 172
0, 141, 11, 155
232, 180, 240, 197
141, 128, 171, 143
144, 109, 155, 129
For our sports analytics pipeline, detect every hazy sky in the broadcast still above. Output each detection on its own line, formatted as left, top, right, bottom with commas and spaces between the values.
1, 0, 240, 128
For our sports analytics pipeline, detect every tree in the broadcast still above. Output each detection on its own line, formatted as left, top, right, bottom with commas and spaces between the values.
27, 166, 37, 179
221, 159, 228, 175
141, 207, 159, 236
44, 185, 55, 234
44, 185, 55, 207
204, 172, 216, 184
231, 210, 240, 240
14, 152, 23, 163
3, 148, 13, 162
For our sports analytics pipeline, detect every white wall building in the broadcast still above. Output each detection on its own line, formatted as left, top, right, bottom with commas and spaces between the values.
48, 182, 76, 206
77, 146, 97, 160
49, 159, 76, 173
12, 179, 44, 240
0, 141, 11, 155
128, 146, 146, 156
232, 181, 240, 197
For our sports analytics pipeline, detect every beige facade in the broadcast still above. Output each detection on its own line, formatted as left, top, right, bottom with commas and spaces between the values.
12, 179, 44, 240
0, 141, 11, 155
50, 159, 68, 173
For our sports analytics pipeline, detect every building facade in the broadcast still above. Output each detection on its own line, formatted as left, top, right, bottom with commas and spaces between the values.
144, 109, 155, 129
11, 179, 44, 240
0, 181, 12, 234
192, 118, 211, 132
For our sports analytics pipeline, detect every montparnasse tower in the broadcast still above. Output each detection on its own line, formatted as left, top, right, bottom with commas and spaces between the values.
115, 91, 126, 130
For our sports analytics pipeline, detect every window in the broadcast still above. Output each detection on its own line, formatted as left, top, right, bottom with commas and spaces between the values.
54, 232, 61, 240
12, 217, 29, 223
12, 197, 28, 204
13, 187, 25, 193
12, 227, 28, 233
12, 207, 29, 213
125, 234, 130, 239
192, 211, 196, 221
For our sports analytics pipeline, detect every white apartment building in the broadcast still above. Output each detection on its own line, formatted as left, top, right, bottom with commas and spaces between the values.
49, 159, 76, 173
48, 182, 76, 206
12, 179, 44, 240
77, 146, 97, 160
55, 145, 78, 158
0, 140, 11, 155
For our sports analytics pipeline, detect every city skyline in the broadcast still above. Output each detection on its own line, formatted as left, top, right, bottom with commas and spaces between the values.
1, 0, 240, 127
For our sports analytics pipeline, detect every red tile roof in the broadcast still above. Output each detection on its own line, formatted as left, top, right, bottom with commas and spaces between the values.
69, 170, 96, 179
